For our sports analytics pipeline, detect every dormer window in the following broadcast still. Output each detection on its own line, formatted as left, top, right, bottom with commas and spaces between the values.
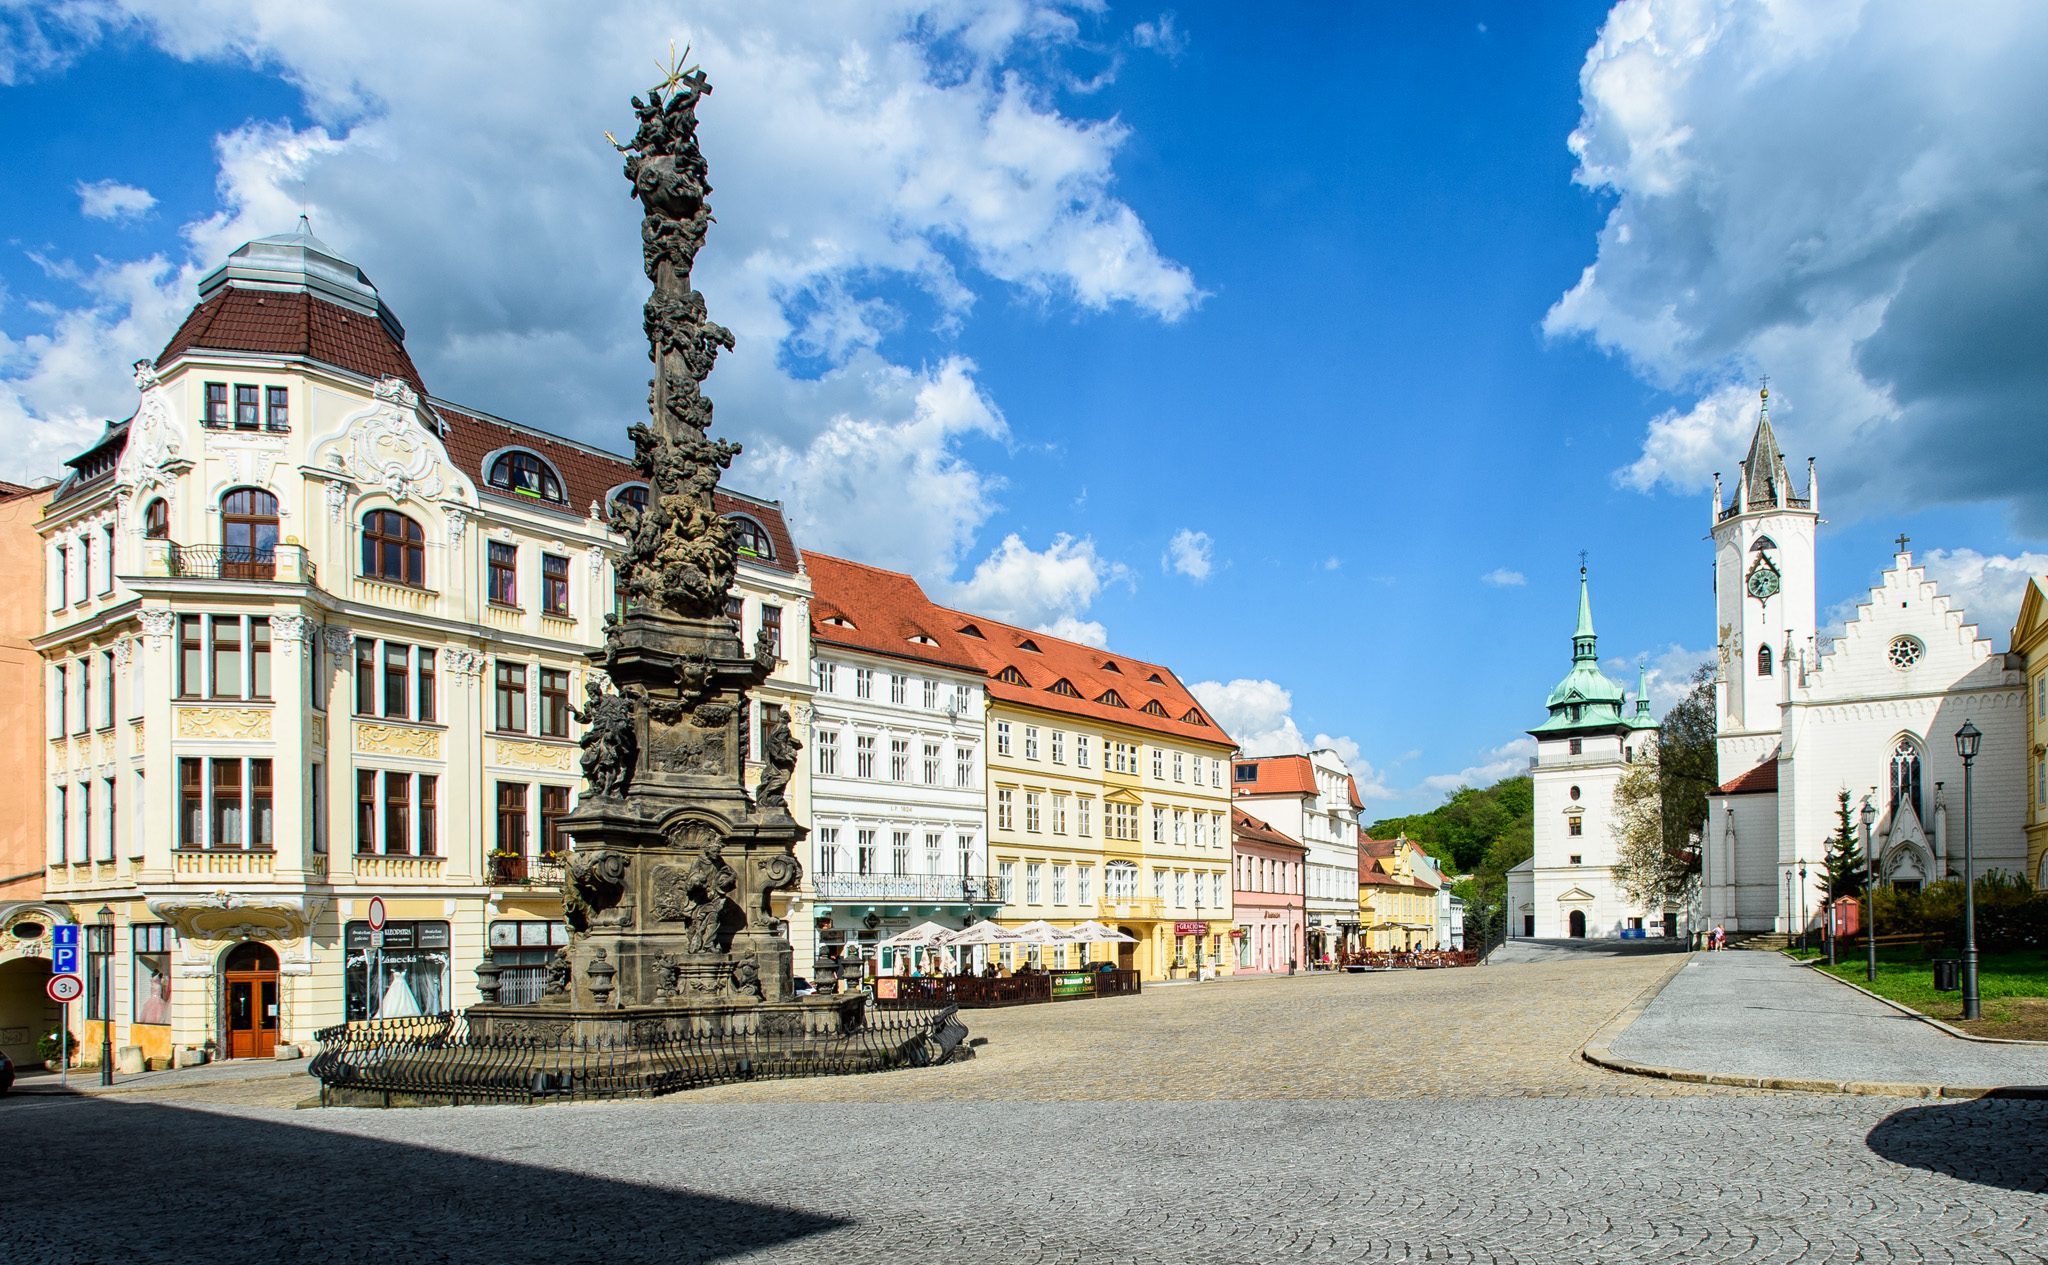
1141, 700, 1169, 717
488, 450, 565, 504
958, 623, 985, 639
995, 666, 1029, 687
1017, 638, 1041, 652
1096, 689, 1127, 708
728, 514, 772, 559
609, 484, 649, 514
823, 615, 856, 629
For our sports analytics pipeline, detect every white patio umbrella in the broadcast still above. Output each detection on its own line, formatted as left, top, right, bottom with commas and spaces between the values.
943, 920, 1024, 945
1067, 920, 1138, 943
881, 920, 957, 947
1009, 920, 1078, 944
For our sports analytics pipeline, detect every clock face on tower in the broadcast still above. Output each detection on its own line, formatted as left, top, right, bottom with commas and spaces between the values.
1746, 561, 1781, 601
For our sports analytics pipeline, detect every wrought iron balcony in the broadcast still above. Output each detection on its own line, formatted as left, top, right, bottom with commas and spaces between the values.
812, 873, 1001, 904
491, 854, 567, 888
162, 543, 315, 584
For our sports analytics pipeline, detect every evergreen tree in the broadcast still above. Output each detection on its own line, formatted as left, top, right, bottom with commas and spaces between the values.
1819, 789, 1866, 901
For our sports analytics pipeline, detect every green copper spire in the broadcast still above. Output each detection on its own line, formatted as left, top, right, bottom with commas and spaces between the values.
1573, 562, 1597, 662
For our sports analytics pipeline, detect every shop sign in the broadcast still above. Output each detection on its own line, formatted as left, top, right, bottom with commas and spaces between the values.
1051, 972, 1093, 1000
1173, 920, 1207, 935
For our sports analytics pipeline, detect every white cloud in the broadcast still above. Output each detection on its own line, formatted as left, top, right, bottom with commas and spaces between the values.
75, 179, 157, 222
1916, 548, 2048, 644
1417, 737, 1537, 796
1481, 568, 1526, 587
1321, 556, 1341, 571
1186, 678, 1390, 801
1551, 0, 2048, 532
1605, 643, 1715, 715
1163, 527, 1212, 581
1131, 14, 1187, 59
942, 531, 1129, 646
0, 0, 1202, 582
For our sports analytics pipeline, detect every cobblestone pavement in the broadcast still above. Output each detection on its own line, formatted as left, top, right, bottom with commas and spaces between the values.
1612, 950, 2048, 1088
7, 953, 2045, 1264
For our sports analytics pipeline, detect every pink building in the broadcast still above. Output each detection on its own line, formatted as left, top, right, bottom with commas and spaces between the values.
1232, 806, 1307, 974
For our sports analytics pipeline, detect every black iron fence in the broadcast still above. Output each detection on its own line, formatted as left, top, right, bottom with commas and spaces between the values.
308, 1004, 967, 1106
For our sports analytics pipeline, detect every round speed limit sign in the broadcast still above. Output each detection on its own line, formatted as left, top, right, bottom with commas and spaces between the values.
46, 973, 83, 1004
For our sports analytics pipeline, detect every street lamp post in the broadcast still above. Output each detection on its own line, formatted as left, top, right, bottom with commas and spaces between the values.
1955, 721, 1982, 1021
1859, 796, 1878, 983
1784, 868, 1794, 940
1798, 861, 1809, 952
94, 904, 114, 1087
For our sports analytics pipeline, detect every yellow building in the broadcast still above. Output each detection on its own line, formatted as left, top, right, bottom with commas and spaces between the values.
2016, 577, 2048, 889
941, 609, 1237, 980
1358, 834, 1442, 951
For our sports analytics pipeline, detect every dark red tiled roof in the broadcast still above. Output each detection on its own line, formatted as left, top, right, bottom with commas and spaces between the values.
1716, 761, 1779, 796
158, 288, 428, 394
936, 606, 1234, 749
805, 553, 984, 673
1233, 754, 1317, 798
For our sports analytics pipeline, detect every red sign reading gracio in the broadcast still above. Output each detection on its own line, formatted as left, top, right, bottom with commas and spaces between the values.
1174, 921, 1209, 935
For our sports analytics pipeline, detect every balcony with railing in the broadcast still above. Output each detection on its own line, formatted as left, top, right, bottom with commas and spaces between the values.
812, 873, 1001, 904
491, 854, 567, 889
157, 543, 316, 584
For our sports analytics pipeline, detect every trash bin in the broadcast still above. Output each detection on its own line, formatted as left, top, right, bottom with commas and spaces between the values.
1932, 958, 1961, 992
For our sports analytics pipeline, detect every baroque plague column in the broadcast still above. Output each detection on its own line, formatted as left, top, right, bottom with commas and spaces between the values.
466, 62, 842, 1040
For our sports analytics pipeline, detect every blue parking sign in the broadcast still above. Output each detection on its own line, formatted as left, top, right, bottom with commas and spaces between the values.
52, 923, 80, 975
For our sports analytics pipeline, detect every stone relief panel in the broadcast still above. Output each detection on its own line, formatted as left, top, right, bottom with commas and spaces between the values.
311, 716, 327, 749
176, 707, 273, 741
355, 723, 442, 759
114, 359, 187, 495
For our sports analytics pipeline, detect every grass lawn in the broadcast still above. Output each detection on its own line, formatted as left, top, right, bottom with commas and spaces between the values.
1785, 945, 2048, 1039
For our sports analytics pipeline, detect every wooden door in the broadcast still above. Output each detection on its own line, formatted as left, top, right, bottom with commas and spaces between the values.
1116, 929, 1137, 974
222, 942, 280, 1058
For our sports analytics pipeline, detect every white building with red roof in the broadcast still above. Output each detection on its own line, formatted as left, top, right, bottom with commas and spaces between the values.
798, 553, 993, 978
1231, 751, 1365, 963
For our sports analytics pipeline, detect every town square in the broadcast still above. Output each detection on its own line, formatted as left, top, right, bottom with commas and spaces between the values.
2, 2, 2047, 1261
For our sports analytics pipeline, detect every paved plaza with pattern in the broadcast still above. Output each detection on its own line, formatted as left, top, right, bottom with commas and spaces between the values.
6, 946, 2045, 1264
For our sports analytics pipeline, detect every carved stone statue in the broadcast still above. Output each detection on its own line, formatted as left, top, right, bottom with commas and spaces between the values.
570, 681, 637, 798
563, 849, 630, 933
680, 842, 738, 953
541, 949, 572, 997
756, 705, 800, 810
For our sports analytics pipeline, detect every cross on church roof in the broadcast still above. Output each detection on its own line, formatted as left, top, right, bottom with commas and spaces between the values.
1895, 533, 1911, 554
1578, 549, 1587, 576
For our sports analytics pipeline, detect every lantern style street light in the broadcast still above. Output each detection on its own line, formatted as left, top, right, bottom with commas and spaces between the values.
1955, 721, 1983, 1021
95, 904, 114, 1087
1798, 861, 1809, 951
1859, 796, 1878, 983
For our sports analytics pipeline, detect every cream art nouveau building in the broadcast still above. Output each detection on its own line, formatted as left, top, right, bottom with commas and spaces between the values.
36, 224, 810, 1066
1701, 394, 2027, 933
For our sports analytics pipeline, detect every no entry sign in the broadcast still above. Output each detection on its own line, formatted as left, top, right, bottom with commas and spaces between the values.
367, 896, 387, 931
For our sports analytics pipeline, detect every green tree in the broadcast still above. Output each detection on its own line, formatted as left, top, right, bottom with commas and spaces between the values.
1818, 789, 1866, 901
1612, 740, 1695, 908
1658, 664, 1717, 858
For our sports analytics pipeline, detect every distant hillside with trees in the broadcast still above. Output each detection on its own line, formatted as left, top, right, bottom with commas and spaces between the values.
1367, 775, 1533, 887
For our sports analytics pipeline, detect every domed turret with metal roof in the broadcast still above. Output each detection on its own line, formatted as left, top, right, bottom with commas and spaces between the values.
1530, 563, 1649, 736
196, 215, 406, 341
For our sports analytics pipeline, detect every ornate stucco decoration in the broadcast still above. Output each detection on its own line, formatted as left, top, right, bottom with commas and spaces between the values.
310, 377, 475, 508
139, 609, 177, 643
356, 722, 442, 759
270, 613, 309, 654
146, 891, 327, 942
115, 359, 190, 495
176, 706, 273, 741
441, 649, 487, 679
491, 736, 576, 772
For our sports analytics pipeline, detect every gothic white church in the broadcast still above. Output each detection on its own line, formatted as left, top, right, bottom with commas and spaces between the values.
1702, 391, 2030, 934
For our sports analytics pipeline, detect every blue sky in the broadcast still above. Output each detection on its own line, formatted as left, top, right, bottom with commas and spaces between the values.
4, 1, 2045, 816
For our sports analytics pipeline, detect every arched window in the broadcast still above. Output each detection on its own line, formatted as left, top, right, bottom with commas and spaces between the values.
221, 487, 279, 579
1889, 737, 1924, 822
143, 499, 169, 540
487, 450, 565, 504
361, 510, 425, 586
728, 514, 772, 559
609, 484, 649, 515
1757, 643, 1773, 676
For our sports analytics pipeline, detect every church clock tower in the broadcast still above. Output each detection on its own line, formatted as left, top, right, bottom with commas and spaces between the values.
1710, 386, 1818, 777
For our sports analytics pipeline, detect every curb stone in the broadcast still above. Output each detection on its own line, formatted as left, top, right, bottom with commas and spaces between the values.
1576, 950, 2048, 1100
